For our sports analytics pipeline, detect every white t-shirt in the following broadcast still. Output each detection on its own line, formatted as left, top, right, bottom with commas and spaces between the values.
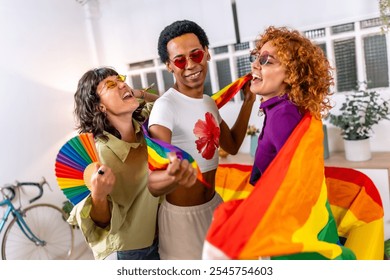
148, 88, 222, 173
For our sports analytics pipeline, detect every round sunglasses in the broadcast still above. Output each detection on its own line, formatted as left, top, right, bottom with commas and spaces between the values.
249, 53, 270, 65
170, 49, 205, 69
98, 74, 126, 96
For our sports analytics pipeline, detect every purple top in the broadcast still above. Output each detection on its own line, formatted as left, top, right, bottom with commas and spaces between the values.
250, 95, 302, 185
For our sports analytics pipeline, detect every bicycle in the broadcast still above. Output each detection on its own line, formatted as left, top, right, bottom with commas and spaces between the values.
0, 177, 74, 260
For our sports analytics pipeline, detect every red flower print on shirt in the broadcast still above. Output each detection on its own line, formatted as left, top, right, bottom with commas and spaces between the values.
193, 112, 220, 160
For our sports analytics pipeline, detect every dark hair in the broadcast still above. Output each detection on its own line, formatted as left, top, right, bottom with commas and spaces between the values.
74, 67, 146, 141
158, 19, 209, 63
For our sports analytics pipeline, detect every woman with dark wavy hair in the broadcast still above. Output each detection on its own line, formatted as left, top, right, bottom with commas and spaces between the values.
249, 26, 334, 185
68, 67, 197, 260
74, 67, 150, 140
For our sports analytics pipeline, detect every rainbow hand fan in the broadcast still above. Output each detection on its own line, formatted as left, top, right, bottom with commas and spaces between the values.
55, 133, 99, 205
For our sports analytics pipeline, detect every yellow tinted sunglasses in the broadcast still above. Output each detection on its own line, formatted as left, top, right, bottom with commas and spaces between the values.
98, 74, 126, 95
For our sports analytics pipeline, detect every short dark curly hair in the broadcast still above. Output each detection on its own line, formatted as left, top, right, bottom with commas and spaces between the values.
158, 20, 209, 64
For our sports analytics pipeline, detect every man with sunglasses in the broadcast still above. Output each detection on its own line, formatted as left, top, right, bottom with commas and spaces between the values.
148, 20, 255, 260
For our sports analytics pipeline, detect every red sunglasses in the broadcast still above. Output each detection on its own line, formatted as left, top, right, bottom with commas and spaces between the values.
170, 49, 205, 69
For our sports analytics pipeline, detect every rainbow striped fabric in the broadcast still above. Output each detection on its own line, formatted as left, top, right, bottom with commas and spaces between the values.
142, 126, 210, 187
324, 166, 384, 260
204, 113, 384, 260
143, 74, 252, 185
211, 73, 252, 108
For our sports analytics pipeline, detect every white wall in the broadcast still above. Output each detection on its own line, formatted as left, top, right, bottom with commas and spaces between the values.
95, 0, 237, 67
0, 0, 95, 202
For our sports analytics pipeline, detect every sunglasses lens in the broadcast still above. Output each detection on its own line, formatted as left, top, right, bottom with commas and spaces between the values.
249, 54, 269, 65
171, 50, 205, 69
190, 50, 204, 63
118, 74, 126, 82
105, 80, 117, 90
173, 57, 187, 69
259, 55, 269, 65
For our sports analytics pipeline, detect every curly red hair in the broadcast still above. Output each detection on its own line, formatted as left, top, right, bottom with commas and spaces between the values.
255, 26, 334, 119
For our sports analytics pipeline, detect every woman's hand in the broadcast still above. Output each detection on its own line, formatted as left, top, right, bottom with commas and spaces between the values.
90, 163, 115, 201
242, 79, 256, 104
89, 163, 116, 227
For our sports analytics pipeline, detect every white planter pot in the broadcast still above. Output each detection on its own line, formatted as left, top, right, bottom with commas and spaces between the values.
343, 138, 372, 162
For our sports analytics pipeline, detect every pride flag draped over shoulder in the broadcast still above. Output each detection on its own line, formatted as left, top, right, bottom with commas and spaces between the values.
143, 73, 252, 186
204, 113, 384, 260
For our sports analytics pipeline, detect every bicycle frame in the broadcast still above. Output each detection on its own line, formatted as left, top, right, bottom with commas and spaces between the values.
0, 197, 46, 246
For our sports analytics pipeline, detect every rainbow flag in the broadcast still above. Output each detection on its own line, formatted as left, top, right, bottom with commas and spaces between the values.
325, 166, 384, 260
211, 73, 252, 108
215, 163, 253, 201
204, 114, 363, 260
212, 165, 385, 260
142, 125, 210, 187
144, 74, 251, 184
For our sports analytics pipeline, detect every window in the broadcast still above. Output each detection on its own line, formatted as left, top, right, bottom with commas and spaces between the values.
334, 38, 358, 92
131, 74, 142, 90
316, 43, 327, 56
236, 55, 251, 100
162, 69, 174, 92
234, 42, 250, 51
364, 34, 389, 88
146, 72, 158, 92
331, 22, 354, 34
204, 71, 213, 96
236, 54, 251, 78
216, 59, 232, 89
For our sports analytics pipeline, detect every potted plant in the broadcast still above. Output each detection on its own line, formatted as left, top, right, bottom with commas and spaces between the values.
247, 125, 260, 157
327, 83, 390, 161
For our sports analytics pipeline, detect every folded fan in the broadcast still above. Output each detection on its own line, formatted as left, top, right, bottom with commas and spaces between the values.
55, 133, 99, 205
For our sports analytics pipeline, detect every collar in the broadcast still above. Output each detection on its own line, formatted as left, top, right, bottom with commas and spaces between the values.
100, 120, 143, 162
260, 94, 289, 111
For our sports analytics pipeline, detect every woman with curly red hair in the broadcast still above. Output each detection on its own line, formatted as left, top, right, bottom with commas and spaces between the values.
249, 26, 333, 185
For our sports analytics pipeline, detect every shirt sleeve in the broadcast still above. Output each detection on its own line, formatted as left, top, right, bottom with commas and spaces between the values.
148, 97, 175, 131
67, 195, 124, 243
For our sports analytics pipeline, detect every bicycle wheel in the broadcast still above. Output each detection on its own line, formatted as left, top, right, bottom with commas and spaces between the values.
1, 203, 74, 260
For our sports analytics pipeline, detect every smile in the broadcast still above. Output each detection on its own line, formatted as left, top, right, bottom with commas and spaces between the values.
185, 71, 201, 79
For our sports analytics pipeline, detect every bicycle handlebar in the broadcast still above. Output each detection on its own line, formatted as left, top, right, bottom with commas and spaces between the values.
0, 185, 16, 201
1, 177, 50, 204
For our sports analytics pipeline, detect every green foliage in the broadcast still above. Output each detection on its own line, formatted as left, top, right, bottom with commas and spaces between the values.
380, 0, 390, 33
328, 84, 390, 140
62, 200, 73, 217
385, 239, 390, 259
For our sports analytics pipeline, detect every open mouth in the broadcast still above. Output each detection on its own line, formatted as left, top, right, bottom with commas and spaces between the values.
122, 91, 134, 100
252, 73, 263, 82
